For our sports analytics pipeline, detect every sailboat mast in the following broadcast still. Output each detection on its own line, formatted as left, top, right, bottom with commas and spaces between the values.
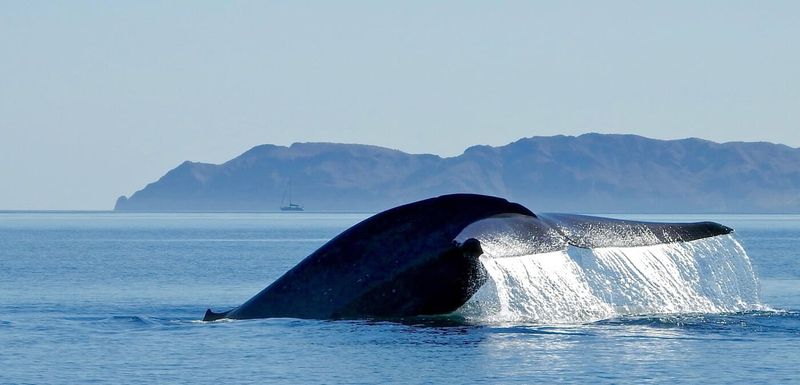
280, 179, 303, 211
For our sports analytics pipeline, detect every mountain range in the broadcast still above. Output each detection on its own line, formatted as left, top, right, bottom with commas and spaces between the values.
114, 133, 800, 213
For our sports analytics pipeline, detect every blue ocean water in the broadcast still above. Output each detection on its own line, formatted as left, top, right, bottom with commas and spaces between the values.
1, 212, 799, 384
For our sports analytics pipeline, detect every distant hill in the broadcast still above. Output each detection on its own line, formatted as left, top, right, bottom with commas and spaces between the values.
114, 134, 800, 213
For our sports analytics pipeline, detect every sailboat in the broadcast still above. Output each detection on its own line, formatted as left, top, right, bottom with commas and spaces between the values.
280, 182, 304, 211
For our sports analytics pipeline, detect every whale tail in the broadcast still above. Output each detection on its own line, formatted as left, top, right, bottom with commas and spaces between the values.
200, 194, 737, 321
203, 308, 230, 322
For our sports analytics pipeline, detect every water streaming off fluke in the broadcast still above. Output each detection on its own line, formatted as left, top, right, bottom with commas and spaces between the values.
458, 235, 762, 324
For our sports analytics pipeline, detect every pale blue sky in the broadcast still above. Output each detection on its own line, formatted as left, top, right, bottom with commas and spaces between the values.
1, 1, 798, 209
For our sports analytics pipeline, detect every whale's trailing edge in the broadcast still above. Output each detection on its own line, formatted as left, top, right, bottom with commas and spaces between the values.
203, 194, 733, 321
537, 213, 733, 249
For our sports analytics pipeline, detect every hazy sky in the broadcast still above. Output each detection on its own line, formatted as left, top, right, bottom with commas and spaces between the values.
2, 1, 798, 209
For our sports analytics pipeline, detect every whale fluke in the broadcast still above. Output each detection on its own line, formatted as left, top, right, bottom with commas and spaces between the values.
203, 194, 735, 321
537, 213, 733, 248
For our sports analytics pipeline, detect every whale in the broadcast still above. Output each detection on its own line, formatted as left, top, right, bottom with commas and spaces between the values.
203, 193, 733, 321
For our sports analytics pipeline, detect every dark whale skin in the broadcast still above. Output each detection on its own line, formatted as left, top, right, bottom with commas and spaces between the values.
205, 194, 533, 321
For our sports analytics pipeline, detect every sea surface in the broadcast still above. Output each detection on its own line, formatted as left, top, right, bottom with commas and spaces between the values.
1, 212, 799, 384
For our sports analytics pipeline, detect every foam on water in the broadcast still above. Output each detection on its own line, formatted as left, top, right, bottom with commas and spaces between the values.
458, 235, 763, 324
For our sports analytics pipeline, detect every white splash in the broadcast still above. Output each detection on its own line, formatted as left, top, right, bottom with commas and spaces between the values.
457, 235, 762, 324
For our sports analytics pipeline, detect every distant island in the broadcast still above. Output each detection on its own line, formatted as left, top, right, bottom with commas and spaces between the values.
114, 133, 800, 213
